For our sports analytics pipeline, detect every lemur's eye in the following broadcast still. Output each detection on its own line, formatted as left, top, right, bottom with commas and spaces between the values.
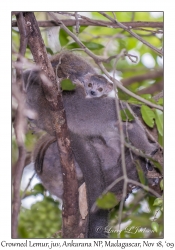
88, 83, 92, 87
98, 88, 103, 92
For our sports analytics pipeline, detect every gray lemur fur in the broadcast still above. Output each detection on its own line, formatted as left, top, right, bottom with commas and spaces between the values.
33, 132, 159, 239
51, 51, 113, 98
33, 134, 159, 199
24, 69, 157, 154
23, 52, 159, 238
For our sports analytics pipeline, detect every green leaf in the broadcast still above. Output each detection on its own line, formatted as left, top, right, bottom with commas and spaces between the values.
153, 198, 163, 206
66, 42, 80, 49
128, 97, 143, 105
61, 79, 76, 91
128, 95, 156, 105
151, 221, 159, 233
79, 26, 87, 33
160, 180, 163, 191
32, 183, 45, 195
158, 133, 163, 147
18, 197, 62, 238
141, 105, 155, 128
157, 98, 163, 105
140, 94, 157, 104
120, 109, 135, 121
84, 42, 104, 50
135, 160, 146, 185
59, 29, 69, 47
119, 39, 127, 50
46, 47, 54, 55
67, 26, 73, 32
96, 192, 118, 209
128, 215, 150, 225
127, 37, 137, 50
67, 41, 104, 50
148, 157, 163, 173
154, 109, 163, 136
140, 94, 152, 100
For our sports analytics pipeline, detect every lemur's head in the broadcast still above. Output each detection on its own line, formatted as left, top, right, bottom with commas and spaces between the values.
83, 73, 113, 98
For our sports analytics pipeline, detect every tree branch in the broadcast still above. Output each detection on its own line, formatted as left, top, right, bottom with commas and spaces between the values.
99, 12, 163, 56
153, 90, 163, 102
111, 50, 128, 228
23, 12, 80, 238
48, 13, 163, 111
99, 63, 163, 110
12, 19, 163, 29
122, 69, 163, 87
21, 172, 36, 199
12, 12, 28, 238
137, 80, 163, 95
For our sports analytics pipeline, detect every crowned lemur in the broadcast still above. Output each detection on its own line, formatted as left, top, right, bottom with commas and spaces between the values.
23, 52, 161, 238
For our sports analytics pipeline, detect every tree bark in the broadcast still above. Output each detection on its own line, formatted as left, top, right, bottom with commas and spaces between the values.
23, 12, 80, 238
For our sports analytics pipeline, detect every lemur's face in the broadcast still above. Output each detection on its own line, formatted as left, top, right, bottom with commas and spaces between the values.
84, 74, 113, 98
86, 82, 105, 97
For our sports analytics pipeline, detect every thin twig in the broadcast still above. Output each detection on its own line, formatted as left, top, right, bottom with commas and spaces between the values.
21, 172, 36, 200
120, 102, 134, 161
92, 169, 161, 213
131, 12, 135, 22
128, 179, 161, 198
99, 12, 163, 56
112, 50, 128, 228
137, 80, 163, 95
125, 103, 162, 149
48, 12, 163, 229
153, 90, 163, 102
133, 27, 163, 34
75, 12, 79, 35
120, 190, 146, 221
91, 176, 124, 213
122, 69, 163, 87
98, 63, 163, 111
12, 12, 28, 238
48, 13, 163, 111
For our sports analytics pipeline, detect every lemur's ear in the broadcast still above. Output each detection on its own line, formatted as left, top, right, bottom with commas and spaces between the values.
83, 72, 94, 83
108, 82, 114, 90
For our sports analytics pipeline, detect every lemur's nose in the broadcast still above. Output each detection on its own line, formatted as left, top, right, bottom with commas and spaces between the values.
90, 90, 96, 96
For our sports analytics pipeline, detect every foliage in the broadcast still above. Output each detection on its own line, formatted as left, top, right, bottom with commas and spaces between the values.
120, 109, 135, 122
108, 189, 163, 238
141, 105, 156, 128
12, 11, 163, 239
18, 185, 62, 238
97, 192, 119, 209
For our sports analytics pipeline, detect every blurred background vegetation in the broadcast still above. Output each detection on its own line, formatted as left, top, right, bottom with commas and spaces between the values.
12, 11, 163, 238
